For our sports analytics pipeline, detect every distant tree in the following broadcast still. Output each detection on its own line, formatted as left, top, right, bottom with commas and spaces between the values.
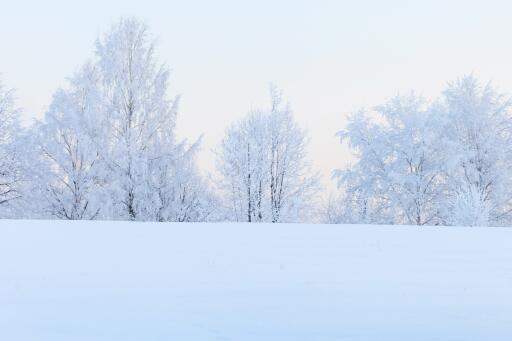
217, 86, 319, 223
0, 79, 23, 216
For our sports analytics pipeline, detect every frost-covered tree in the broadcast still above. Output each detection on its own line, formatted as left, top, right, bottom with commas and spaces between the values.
91, 18, 215, 221
218, 111, 267, 222
440, 75, 512, 226
93, 18, 176, 220
29, 18, 215, 222
0, 79, 23, 216
33, 64, 105, 219
335, 93, 445, 225
216, 86, 318, 223
335, 76, 512, 227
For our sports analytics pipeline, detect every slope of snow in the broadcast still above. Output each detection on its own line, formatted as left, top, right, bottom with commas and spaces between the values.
0, 220, 511, 340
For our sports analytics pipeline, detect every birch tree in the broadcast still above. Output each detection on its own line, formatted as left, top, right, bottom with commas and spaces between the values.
217, 86, 318, 222
93, 18, 212, 221
31, 18, 216, 222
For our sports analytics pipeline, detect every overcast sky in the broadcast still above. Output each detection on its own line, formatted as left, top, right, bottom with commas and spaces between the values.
2, 0, 512, 191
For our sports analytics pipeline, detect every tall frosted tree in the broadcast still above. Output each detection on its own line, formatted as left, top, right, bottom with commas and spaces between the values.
216, 86, 318, 223
93, 18, 216, 221
31, 18, 215, 221
94, 18, 174, 220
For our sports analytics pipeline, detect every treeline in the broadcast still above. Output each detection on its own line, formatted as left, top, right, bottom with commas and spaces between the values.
0, 18, 511, 226
0, 18, 318, 223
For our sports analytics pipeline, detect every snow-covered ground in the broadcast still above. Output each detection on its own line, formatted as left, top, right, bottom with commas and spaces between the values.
0, 220, 511, 340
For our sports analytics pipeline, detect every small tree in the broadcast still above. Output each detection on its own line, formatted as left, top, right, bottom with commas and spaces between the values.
217, 86, 318, 223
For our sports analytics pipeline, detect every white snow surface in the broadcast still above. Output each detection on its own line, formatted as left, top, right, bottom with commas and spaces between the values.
0, 220, 511, 340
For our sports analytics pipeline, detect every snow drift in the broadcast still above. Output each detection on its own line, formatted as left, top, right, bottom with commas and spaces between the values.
0, 220, 511, 340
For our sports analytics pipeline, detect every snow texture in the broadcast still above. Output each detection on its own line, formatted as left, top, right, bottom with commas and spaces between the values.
0, 220, 511, 340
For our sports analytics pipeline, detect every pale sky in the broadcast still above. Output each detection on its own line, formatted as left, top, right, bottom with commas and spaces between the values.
2, 0, 512, 192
